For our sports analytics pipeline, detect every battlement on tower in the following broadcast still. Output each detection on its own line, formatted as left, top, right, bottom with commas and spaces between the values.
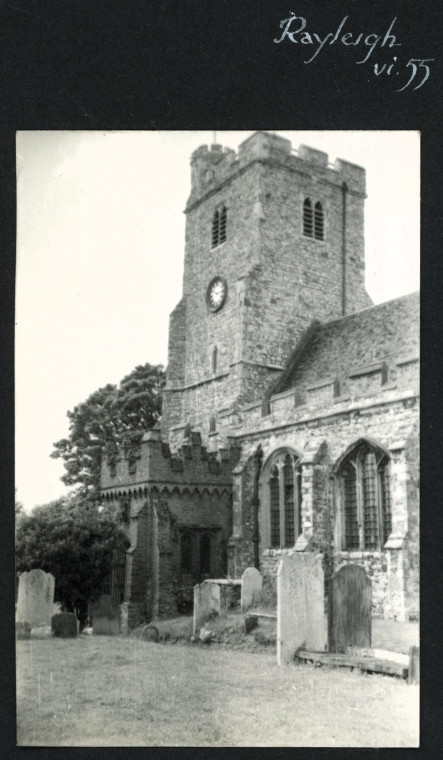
187, 131, 366, 210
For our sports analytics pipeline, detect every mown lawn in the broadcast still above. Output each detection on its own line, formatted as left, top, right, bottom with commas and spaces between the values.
17, 635, 418, 747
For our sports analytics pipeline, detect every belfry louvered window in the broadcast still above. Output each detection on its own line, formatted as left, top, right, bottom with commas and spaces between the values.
338, 442, 392, 551
211, 205, 227, 248
303, 198, 313, 237
314, 201, 324, 240
264, 450, 302, 549
303, 197, 324, 240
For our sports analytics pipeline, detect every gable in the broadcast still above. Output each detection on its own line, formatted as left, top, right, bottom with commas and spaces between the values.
269, 291, 419, 402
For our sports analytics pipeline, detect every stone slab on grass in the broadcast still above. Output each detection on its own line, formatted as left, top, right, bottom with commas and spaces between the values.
193, 582, 220, 634
16, 569, 55, 628
92, 595, 120, 636
52, 612, 78, 638
241, 567, 262, 612
277, 551, 326, 665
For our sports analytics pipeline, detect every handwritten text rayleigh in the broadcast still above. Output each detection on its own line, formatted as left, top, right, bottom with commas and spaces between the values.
274, 14, 434, 91
274, 15, 400, 64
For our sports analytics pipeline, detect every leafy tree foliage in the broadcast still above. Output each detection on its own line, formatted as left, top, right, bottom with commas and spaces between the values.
15, 493, 128, 628
51, 363, 164, 496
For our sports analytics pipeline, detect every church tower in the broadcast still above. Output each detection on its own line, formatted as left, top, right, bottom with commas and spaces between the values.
162, 131, 372, 448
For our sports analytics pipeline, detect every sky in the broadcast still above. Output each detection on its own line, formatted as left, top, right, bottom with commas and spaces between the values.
16, 130, 420, 513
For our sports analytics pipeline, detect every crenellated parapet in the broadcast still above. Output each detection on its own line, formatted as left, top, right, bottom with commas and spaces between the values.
186, 131, 366, 212
100, 428, 241, 503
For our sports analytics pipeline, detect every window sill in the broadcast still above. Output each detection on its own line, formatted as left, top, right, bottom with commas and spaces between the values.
302, 234, 325, 244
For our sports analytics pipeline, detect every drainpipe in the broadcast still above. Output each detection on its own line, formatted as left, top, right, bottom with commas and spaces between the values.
341, 181, 348, 316
252, 445, 263, 569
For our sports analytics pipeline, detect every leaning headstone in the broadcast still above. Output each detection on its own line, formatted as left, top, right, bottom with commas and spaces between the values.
241, 567, 263, 612
92, 595, 120, 636
277, 551, 326, 665
52, 612, 78, 638
16, 569, 55, 628
16, 622, 31, 640
328, 564, 372, 653
193, 582, 220, 634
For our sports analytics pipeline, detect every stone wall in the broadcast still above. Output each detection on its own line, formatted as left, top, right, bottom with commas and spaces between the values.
162, 131, 371, 447
229, 392, 419, 619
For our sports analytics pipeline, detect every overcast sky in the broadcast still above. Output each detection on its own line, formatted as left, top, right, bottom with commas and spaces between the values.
16, 130, 420, 513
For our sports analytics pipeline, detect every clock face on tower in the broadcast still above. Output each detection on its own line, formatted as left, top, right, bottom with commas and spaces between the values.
206, 276, 227, 312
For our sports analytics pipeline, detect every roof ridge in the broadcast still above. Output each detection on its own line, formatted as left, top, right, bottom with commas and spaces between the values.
321, 290, 419, 330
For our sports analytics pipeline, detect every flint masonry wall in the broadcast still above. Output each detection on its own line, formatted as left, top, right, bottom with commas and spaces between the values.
101, 431, 239, 623
228, 392, 418, 616
162, 131, 372, 449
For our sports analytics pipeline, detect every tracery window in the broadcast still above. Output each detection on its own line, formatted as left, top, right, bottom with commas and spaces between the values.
262, 449, 302, 549
303, 197, 324, 240
211, 205, 227, 248
337, 442, 392, 551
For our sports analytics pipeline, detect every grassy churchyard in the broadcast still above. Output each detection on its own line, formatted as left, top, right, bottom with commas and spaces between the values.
17, 617, 419, 747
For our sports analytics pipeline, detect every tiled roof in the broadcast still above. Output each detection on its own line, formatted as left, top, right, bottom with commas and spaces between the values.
274, 291, 419, 395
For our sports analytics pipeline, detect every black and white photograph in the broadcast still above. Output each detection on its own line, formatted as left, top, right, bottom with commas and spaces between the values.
15, 129, 420, 747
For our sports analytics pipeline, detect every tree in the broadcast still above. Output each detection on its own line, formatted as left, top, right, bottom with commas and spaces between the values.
51, 363, 164, 497
15, 492, 128, 628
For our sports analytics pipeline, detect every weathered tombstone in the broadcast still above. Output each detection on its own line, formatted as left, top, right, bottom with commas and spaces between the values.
16, 569, 55, 628
241, 567, 263, 612
52, 612, 78, 638
277, 551, 326, 665
15, 622, 31, 640
193, 581, 220, 634
141, 624, 159, 642
328, 564, 372, 653
92, 594, 120, 636
30, 624, 53, 639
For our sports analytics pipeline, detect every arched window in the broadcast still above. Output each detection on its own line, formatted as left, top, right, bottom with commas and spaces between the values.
303, 198, 313, 237
337, 442, 392, 551
212, 345, 218, 373
211, 206, 227, 248
209, 416, 216, 433
303, 197, 325, 240
181, 532, 193, 574
262, 449, 302, 549
200, 534, 211, 575
314, 201, 324, 240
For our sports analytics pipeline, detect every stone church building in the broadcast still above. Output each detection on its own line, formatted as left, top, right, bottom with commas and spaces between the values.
100, 131, 419, 631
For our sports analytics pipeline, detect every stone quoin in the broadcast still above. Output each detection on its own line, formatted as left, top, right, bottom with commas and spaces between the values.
100, 131, 419, 631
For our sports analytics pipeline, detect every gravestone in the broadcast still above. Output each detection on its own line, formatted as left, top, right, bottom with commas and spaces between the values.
142, 624, 159, 642
92, 595, 120, 635
277, 551, 326, 665
328, 564, 372, 653
30, 624, 53, 639
52, 612, 78, 638
193, 581, 220, 634
16, 569, 55, 628
16, 622, 31, 640
241, 567, 263, 612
